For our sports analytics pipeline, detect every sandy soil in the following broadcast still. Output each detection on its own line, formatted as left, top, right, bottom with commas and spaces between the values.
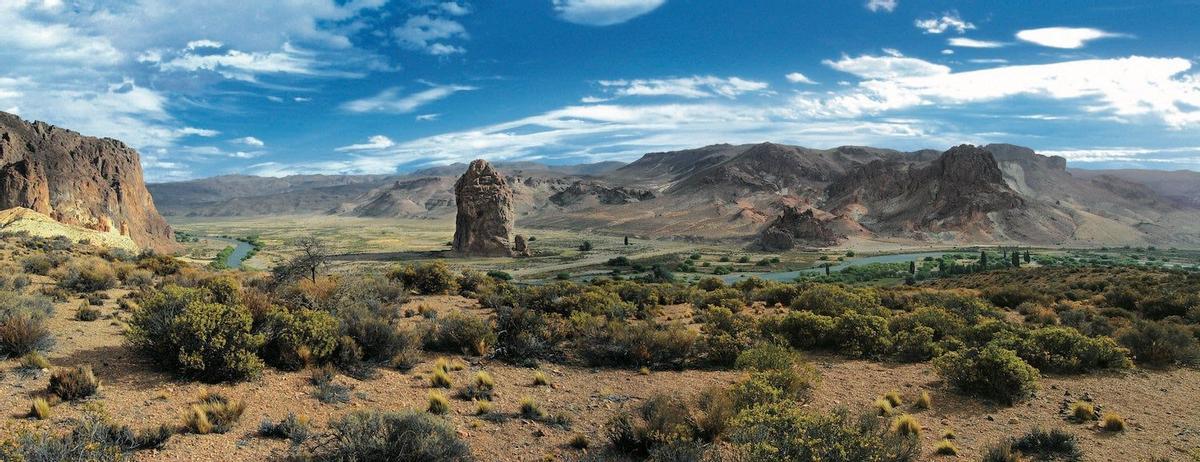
2, 289, 1197, 462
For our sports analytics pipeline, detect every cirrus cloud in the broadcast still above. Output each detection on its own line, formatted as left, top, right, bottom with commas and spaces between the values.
552, 0, 666, 26
1016, 27, 1123, 49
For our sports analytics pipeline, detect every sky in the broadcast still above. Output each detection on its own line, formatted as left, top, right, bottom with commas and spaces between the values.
2, 0, 1200, 181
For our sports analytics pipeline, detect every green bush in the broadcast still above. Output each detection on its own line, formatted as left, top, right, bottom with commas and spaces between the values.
336, 303, 422, 369
425, 310, 496, 356
305, 410, 472, 461
933, 345, 1039, 405
492, 306, 560, 364
692, 287, 745, 311
391, 261, 457, 295
127, 285, 265, 382
791, 284, 884, 316
1015, 327, 1131, 373
261, 308, 340, 370
728, 405, 919, 462
893, 325, 941, 362
20, 254, 53, 275
832, 312, 892, 357
1117, 320, 1200, 367
574, 317, 696, 369
762, 311, 835, 350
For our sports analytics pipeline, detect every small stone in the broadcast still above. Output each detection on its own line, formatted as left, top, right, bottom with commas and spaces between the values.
1008, 417, 1020, 424
986, 415, 995, 421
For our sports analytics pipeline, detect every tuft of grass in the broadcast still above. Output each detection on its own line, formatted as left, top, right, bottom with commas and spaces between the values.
183, 391, 245, 434
914, 391, 932, 410
460, 371, 495, 400
519, 396, 543, 419
874, 398, 894, 416
569, 433, 589, 450
638, 367, 650, 375
1070, 401, 1096, 422
310, 365, 351, 404
1101, 412, 1125, 432
934, 439, 959, 456
532, 370, 549, 387
473, 400, 493, 415
882, 390, 903, 407
890, 414, 921, 437
18, 351, 51, 374
48, 365, 100, 401
28, 397, 51, 420
427, 391, 450, 415
74, 305, 101, 321
258, 412, 311, 444
430, 367, 453, 388
941, 428, 956, 440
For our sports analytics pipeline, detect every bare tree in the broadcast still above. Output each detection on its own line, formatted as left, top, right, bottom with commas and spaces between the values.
271, 236, 329, 286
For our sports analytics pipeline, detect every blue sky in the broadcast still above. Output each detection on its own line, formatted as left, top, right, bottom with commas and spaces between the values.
2, 0, 1200, 181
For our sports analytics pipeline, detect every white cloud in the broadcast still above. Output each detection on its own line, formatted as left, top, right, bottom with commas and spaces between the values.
969, 58, 1009, 64
341, 84, 477, 113
416, 113, 441, 121
793, 55, 1200, 128
440, 2, 472, 16
824, 51, 950, 80
233, 136, 265, 146
941, 49, 954, 55
786, 72, 817, 84
599, 76, 769, 99
335, 135, 396, 152
394, 15, 469, 55
580, 96, 610, 103
146, 42, 332, 81
1016, 27, 1122, 49
1039, 146, 1200, 165
865, 0, 897, 13
915, 13, 974, 34
948, 37, 1006, 48
176, 127, 220, 137
552, 0, 666, 26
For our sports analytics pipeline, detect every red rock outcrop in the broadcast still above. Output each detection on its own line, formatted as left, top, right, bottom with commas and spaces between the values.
452, 159, 515, 257
0, 111, 176, 252
757, 206, 844, 250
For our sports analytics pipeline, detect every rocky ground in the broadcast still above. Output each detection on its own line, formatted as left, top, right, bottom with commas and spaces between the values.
1, 283, 1197, 462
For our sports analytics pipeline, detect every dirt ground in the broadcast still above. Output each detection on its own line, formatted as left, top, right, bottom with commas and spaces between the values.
2, 287, 1198, 462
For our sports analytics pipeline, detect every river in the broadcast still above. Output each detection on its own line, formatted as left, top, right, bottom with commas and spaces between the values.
210, 237, 254, 269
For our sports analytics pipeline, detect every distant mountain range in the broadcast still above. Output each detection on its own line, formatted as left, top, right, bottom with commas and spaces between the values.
149, 142, 1200, 247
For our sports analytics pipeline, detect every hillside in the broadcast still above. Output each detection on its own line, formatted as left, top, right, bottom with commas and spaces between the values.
150, 142, 1200, 248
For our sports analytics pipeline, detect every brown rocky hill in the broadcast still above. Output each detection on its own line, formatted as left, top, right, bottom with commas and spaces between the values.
0, 112, 176, 252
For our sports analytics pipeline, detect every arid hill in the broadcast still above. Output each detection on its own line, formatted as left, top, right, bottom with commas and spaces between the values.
148, 142, 1200, 247
0, 112, 175, 252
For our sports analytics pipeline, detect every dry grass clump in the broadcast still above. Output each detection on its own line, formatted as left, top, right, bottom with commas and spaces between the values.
934, 439, 959, 456
882, 390, 903, 407
532, 370, 550, 386
874, 398, 894, 416
914, 391, 932, 410
18, 351, 51, 374
49, 365, 100, 401
310, 365, 350, 404
1070, 401, 1096, 422
569, 433, 589, 449
430, 367, 453, 388
427, 391, 451, 415
28, 397, 51, 420
182, 390, 246, 434
519, 396, 544, 419
1101, 412, 1125, 432
258, 412, 311, 444
890, 414, 921, 437
459, 371, 495, 400
75, 304, 101, 321
473, 400, 494, 415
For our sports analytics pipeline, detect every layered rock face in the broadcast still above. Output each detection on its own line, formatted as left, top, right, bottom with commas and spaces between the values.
758, 207, 843, 250
452, 160, 515, 257
0, 112, 176, 252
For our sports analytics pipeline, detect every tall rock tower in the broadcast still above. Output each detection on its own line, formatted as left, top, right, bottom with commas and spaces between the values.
452, 159, 515, 257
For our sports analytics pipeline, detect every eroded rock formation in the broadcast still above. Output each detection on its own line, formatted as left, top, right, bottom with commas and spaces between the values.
512, 234, 531, 257
758, 207, 843, 250
0, 112, 176, 252
452, 159, 515, 257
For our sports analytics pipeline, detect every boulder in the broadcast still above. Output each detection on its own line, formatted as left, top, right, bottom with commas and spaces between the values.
512, 234, 531, 257
452, 159, 515, 257
758, 207, 842, 250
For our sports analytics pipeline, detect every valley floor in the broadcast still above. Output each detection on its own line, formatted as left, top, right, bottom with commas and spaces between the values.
3, 287, 1197, 461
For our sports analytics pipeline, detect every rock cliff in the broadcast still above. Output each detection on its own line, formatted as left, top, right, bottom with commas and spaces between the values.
0, 112, 176, 252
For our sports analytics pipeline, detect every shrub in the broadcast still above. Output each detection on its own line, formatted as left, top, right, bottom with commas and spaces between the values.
519, 396, 543, 419
730, 365, 820, 410
933, 345, 1039, 405
882, 390, 903, 408
1100, 412, 1125, 431
391, 261, 457, 295
183, 391, 246, 434
1017, 327, 1131, 373
75, 304, 101, 321
492, 306, 559, 363
49, 365, 100, 401
336, 304, 422, 367
0, 410, 172, 460
127, 286, 264, 382
19, 351, 51, 373
426, 310, 496, 356
893, 326, 941, 362
28, 397, 51, 420
1008, 428, 1082, 462
55, 257, 117, 292
1117, 320, 1200, 367
574, 318, 696, 369
791, 284, 883, 316
762, 311, 835, 350
311, 365, 351, 404
532, 370, 549, 386
259, 412, 310, 444
0, 310, 53, 356
123, 269, 155, 288
734, 343, 799, 372
427, 391, 451, 414
874, 398, 894, 416
570, 433, 589, 449
474, 400, 493, 415
430, 367, 453, 388
21, 254, 53, 275
890, 414, 921, 437
728, 405, 919, 462
261, 308, 340, 370
832, 312, 892, 357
